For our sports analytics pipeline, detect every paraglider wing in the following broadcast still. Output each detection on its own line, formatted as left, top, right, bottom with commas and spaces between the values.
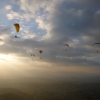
92, 43, 100, 53
33, 54, 35, 57
92, 43, 100, 46
14, 23, 20, 32
64, 44, 69, 47
31, 54, 35, 57
39, 50, 43, 54
64, 44, 69, 50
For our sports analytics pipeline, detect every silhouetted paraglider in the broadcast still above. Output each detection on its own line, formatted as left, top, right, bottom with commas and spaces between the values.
64, 44, 69, 47
39, 50, 43, 59
92, 43, 100, 53
15, 36, 18, 38
64, 44, 69, 50
31, 54, 35, 57
39, 50, 43, 54
14, 23, 20, 33
92, 43, 100, 46
31, 54, 35, 60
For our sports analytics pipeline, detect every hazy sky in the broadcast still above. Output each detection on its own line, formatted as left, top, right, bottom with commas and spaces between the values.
0, 0, 100, 79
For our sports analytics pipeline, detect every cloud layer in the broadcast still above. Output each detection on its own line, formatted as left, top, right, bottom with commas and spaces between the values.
0, 0, 100, 78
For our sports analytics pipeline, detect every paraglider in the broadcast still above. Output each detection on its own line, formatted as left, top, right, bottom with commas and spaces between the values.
92, 43, 100, 46
14, 23, 20, 32
39, 50, 43, 59
31, 54, 35, 57
15, 36, 18, 38
64, 44, 69, 50
39, 50, 43, 54
92, 43, 100, 53
64, 44, 69, 47
31, 54, 35, 60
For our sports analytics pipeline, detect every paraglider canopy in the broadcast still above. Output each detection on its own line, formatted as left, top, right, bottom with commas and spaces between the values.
31, 54, 35, 57
92, 43, 100, 46
64, 44, 69, 47
92, 43, 100, 53
39, 50, 43, 54
14, 23, 20, 33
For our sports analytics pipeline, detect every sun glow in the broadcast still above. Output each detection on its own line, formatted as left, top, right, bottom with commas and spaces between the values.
0, 54, 15, 61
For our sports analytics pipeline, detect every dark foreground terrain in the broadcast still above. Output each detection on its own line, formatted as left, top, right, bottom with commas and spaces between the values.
0, 77, 100, 100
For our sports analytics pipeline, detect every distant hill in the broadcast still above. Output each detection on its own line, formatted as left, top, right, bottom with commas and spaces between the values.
0, 88, 32, 100
0, 93, 26, 100
0, 78, 100, 100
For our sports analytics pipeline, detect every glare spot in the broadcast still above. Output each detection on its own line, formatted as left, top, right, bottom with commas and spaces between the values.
0, 54, 14, 61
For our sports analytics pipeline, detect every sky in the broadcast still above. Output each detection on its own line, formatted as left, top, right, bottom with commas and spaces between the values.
0, 0, 100, 79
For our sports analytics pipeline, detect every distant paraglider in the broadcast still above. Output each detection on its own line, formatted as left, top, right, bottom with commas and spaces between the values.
92, 43, 100, 46
14, 23, 20, 33
92, 43, 100, 53
39, 50, 43, 54
64, 44, 69, 50
64, 44, 69, 47
14, 23, 20, 38
31, 54, 35, 60
15, 36, 18, 38
39, 50, 43, 59
31, 54, 35, 57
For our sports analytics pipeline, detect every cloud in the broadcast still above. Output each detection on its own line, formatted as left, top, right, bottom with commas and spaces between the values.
5, 5, 12, 10
0, 0, 100, 78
